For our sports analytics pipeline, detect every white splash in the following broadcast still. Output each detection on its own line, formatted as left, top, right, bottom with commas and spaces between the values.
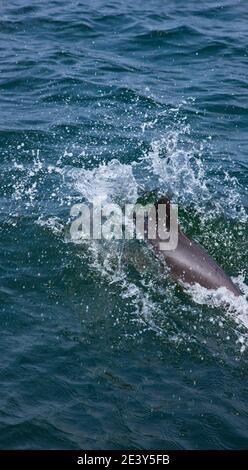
66, 159, 138, 205
36, 216, 64, 235
187, 278, 248, 352
7, 100, 248, 352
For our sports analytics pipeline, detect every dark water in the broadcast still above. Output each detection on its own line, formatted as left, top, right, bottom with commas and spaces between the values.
0, 0, 248, 450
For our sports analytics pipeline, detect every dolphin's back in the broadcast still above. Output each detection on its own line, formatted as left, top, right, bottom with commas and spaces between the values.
145, 198, 241, 297
162, 232, 240, 295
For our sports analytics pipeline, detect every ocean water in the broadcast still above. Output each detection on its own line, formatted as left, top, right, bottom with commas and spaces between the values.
0, 0, 248, 450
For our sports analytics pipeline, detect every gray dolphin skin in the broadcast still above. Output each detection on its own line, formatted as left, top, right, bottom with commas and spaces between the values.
145, 198, 241, 297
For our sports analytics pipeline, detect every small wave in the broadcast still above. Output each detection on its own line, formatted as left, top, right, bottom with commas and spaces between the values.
195, 41, 229, 56
134, 25, 202, 42
105, 86, 159, 107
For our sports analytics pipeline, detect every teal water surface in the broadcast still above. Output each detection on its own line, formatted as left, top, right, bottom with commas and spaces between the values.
0, 0, 248, 450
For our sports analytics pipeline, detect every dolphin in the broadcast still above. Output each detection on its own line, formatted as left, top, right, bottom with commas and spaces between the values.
144, 197, 241, 296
